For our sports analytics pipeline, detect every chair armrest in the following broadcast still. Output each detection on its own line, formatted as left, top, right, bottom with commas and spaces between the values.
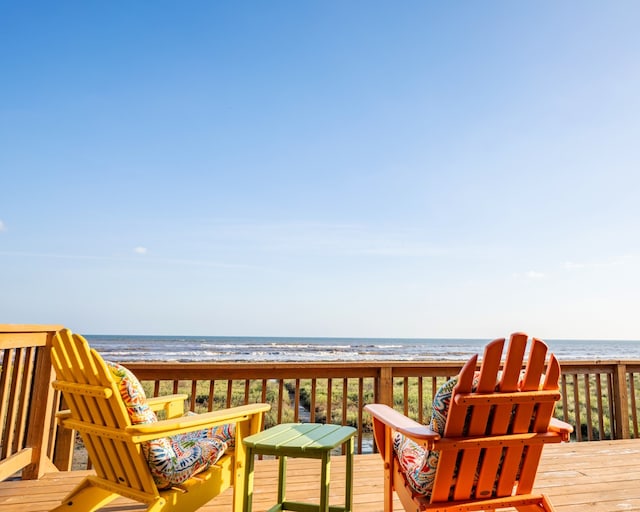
127, 403, 271, 441
549, 417, 574, 442
365, 403, 440, 446
147, 394, 188, 419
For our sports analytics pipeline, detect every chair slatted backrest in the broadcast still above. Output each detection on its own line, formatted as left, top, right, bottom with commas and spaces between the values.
430, 332, 562, 503
51, 330, 159, 495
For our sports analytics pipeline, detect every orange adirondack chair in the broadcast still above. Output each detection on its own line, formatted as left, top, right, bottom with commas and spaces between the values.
365, 333, 573, 512
49, 328, 270, 512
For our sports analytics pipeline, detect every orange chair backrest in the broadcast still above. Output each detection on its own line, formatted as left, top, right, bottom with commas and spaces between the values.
430, 333, 562, 503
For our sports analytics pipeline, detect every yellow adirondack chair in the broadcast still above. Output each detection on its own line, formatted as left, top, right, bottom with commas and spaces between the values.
49, 328, 270, 512
365, 333, 573, 512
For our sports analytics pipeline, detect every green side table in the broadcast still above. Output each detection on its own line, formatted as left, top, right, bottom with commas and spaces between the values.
242, 423, 356, 512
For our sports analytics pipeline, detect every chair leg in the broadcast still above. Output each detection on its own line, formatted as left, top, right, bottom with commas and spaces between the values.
49, 478, 118, 512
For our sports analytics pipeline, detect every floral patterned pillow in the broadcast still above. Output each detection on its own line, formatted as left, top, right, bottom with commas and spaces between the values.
393, 376, 458, 496
106, 361, 235, 489
106, 361, 158, 425
142, 423, 235, 489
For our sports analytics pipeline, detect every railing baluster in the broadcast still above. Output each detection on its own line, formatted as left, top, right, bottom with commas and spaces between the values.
583, 374, 593, 440
358, 378, 364, 453
15, 347, 36, 453
607, 374, 615, 439
206, 380, 215, 411
342, 378, 348, 426
190, 380, 197, 411
573, 374, 581, 441
402, 377, 409, 416
5, 347, 24, 457
327, 378, 332, 424
261, 379, 267, 403
310, 378, 317, 423
432, 376, 438, 401
561, 374, 569, 426
226, 380, 233, 407
0, 348, 13, 456
277, 379, 284, 424
418, 376, 424, 424
294, 378, 300, 423
595, 374, 605, 440
629, 372, 638, 437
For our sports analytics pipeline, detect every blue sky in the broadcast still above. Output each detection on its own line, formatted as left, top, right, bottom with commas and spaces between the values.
2, 1, 639, 339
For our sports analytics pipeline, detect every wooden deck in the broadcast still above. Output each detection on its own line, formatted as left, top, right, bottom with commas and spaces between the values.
1, 439, 639, 511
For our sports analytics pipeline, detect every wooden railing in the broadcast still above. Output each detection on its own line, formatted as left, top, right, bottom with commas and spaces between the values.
0, 325, 62, 481
117, 359, 640, 455
2, 323, 639, 478
559, 361, 640, 441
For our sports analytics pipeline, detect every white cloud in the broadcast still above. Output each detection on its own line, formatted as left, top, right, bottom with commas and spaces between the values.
133, 247, 148, 255
0, 220, 6, 232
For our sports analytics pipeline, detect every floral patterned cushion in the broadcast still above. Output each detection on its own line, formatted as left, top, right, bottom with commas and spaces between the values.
106, 361, 234, 489
142, 423, 235, 489
106, 361, 158, 425
394, 373, 489, 498
393, 376, 458, 496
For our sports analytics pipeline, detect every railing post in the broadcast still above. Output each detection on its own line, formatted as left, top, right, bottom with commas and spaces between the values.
612, 363, 630, 439
22, 340, 58, 479
378, 366, 393, 407
51, 394, 75, 471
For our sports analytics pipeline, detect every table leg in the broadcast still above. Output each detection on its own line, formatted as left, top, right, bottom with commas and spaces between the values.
243, 447, 256, 512
345, 437, 354, 512
277, 455, 287, 505
320, 452, 330, 512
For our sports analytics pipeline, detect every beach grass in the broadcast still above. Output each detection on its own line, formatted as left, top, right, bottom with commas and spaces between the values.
140, 372, 640, 442
142, 376, 450, 431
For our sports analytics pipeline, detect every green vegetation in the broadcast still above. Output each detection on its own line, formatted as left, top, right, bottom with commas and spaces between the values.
554, 372, 639, 441
140, 371, 640, 442
140, 376, 452, 431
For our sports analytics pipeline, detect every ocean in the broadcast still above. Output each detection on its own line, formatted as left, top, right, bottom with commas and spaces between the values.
84, 335, 640, 363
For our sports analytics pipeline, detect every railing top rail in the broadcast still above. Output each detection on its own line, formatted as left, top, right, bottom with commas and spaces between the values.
0, 325, 64, 349
120, 359, 640, 369
561, 360, 640, 365
121, 361, 468, 368
119, 359, 640, 381
0, 324, 64, 334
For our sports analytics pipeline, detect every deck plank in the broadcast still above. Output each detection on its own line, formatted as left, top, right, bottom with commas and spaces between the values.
1, 439, 639, 511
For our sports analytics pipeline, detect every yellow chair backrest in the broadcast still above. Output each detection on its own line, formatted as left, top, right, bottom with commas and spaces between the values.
50, 328, 270, 512
51, 330, 159, 496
